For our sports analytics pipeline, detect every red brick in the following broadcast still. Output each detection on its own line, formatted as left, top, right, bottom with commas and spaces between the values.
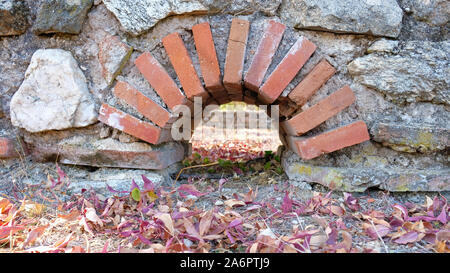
259, 37, 316, 104
162, 32, 210, 101
291, 121, 370, 160
229, 94, 243, 102
282, 85, 356, 136
278, 99, 298, 117
192, 22, 227, 100
223, 18, 250, 95
205, 96, 219, 107
244, 20, 286, 92
135, 52, 188, 111
289, 59, 336, 106
98, 104, 171, 145
0, 137, 21, 158
243, 95, 257, 105
113, 81, 176, 128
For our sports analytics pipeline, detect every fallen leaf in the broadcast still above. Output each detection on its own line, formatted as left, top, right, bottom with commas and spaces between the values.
199, 211, 213, 236
394, 231, 420, 244
23, 225, 48, 248
224, 199, 246, 208
85, 207, 103, 227
155, 213, 174, 236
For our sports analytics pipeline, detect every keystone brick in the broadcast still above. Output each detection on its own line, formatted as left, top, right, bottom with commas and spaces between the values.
135, 52, 188, 111
162, 32, 210, 101
98, 103, 171, 145
215, 96, 231, 105
244, 20, 286, 92
223, 18, 250, 95
113, 81, 176, 128
229, 94, 243, 102
243, 90, 258, 105
243, 95, 257, 105
259, 37, 316, 104
289, 59, 336, 106
0, 137, 20, 158
282, 85, 356, 136
290, 121, 370, 160
192, 22, 228, 101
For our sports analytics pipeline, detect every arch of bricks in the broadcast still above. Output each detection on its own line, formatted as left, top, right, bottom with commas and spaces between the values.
97, 18, 370, 162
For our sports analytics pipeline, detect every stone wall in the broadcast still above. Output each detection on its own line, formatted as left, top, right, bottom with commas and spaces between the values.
0, 0, 448, 192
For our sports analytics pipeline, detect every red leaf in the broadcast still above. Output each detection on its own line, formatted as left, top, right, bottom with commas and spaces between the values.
178, 184, 207, 197
343, 192, 360, 211
394, 231, 419, 244
281, 192, 293, 213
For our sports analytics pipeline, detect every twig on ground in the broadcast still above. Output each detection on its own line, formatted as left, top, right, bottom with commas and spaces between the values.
368, 219, 389, 253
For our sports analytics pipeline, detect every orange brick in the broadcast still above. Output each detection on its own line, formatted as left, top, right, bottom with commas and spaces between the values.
244, 20, 286, 92
289, 59, 336, 106
291, 121, 370, 159
162, 32, 210, 101
243, 95, 257, 105
113, 81, 176, 128
282, 85, 356, 136
215, 96, 231, 105
0, 137, 20, 158
98, 104, 171, 145
192, 22, 227, 99
223, 18, 250, 95
229, 94, 243, 102
278, 99, 298, 117
259, 37, 316, 104
135, 52, 188, 111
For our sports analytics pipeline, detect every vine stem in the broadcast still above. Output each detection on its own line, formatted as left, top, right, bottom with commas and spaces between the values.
174, 162, 220, 183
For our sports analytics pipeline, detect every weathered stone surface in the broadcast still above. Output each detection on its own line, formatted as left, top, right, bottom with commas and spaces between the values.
367, 39, 399, 54
401, 0, 449, 26
0, 0, 29, 36
371, 122, 449, 153
280, 0, 403, 38
103, 0, 208, 35
199, 0, 282, 16
282, 151, 450, 192
10, 49, 97, 133
67, 169, 169, 197
348, 41, 450, 105
23, 127, 185, 170
33, 0, 93, 35
103, 0, 282, 36
0, 97, 4, 118
98, 35, 133, 85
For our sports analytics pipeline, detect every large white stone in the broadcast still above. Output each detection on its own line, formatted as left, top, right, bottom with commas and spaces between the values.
10, 49, 97, 133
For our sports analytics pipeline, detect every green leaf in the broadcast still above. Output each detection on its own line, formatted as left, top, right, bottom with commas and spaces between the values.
264, 151, 273, 157
131, 188, 141, 202
193, 153, 201, 160
218, 158, 225, 167
274, 155, 281, 162
147, 190, 158, 202
203, 157, 210, 164
264, 162, 272, 170
183, 159, 191, 167
275, 167, 283, 175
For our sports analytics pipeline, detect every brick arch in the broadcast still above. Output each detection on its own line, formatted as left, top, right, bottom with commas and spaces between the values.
98, 18, 370, 162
